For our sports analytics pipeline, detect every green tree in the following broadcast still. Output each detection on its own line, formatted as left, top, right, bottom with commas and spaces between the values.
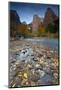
45, 24, 57, 33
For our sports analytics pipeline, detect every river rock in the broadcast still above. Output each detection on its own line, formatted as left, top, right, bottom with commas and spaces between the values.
30, 73, 40, 82
37, 69, 45, 78
53, 73, 58, 79
43, 66, 51, 74
16, 47, 34, 61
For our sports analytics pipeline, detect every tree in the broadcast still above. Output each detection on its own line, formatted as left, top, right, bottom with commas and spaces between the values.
45, 23, 57, 33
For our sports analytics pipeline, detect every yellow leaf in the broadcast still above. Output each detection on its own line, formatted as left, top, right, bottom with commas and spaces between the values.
23, 73, 28, 79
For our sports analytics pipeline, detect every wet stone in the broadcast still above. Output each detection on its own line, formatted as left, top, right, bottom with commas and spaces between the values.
9, 40, 59, 87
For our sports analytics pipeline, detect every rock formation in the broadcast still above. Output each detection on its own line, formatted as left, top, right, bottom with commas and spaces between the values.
43, 8, 58, 28
10, 10, 20, 37
32, 15, 42, 32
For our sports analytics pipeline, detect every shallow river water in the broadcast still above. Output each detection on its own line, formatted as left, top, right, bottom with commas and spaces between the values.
25, 38, 58, 51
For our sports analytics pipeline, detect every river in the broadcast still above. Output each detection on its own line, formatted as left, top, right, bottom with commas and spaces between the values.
25, 38, 59, 51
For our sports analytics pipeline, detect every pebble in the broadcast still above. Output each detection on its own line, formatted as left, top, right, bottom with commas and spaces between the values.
37, 69, 45, 78
53, 73, 58, 79
9, 40, 59, 87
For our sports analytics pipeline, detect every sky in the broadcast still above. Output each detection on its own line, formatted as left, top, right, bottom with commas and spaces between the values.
9, 2, 59, 24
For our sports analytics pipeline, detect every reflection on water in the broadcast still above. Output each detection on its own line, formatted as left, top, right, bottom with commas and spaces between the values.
25, 38, 58, 51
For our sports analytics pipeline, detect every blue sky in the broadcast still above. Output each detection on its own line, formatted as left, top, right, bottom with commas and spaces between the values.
9, 2, 59, 24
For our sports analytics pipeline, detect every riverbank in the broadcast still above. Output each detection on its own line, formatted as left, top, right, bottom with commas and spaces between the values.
9, 40, 59, 87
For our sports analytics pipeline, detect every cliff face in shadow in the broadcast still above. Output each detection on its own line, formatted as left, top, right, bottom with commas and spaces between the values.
10, 10, 20, 37
10, 10, 20, 23
43, 8, 59, 28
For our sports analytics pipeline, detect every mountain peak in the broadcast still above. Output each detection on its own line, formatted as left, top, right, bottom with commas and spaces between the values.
10, 10, 20, 23
43, 8, 57, 27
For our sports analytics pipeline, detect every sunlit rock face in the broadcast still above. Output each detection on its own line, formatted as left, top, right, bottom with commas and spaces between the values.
43, 8, 58, 27
32, 15, 42, 32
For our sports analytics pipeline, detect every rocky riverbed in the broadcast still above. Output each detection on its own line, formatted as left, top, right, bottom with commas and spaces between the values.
9, 39, 59, 87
